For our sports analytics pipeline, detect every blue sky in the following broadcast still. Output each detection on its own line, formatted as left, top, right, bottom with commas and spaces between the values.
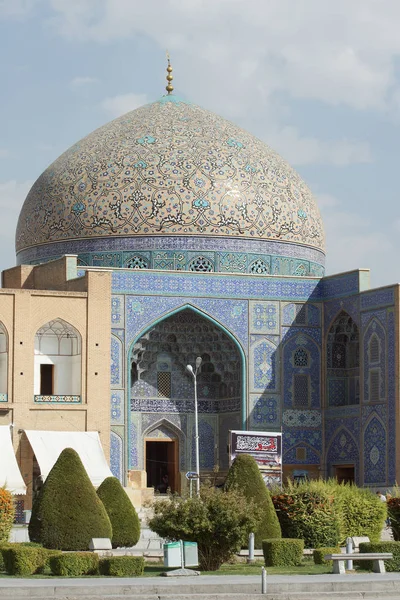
1, 0, 400, 288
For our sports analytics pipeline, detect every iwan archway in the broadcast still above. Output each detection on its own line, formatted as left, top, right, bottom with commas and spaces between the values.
127, 306, 246, 493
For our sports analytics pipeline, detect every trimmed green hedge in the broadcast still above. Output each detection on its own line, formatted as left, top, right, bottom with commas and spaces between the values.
0, 543, 11, 572
99, 556, 145, 577
262, 538, 304, 567
313, 546, 341, 566
358, 541, 400, 572
29, 448, 112, 550
388, 498, 400, 541
97, 477, 140, 548
225, 454, 281, 549
2, 546, 48, 575
49, 552, 99, 576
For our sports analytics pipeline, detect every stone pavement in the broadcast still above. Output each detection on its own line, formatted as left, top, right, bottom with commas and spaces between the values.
1, 572, 400, 599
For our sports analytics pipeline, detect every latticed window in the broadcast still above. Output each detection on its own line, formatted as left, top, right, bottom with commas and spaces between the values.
293, 374, 310, 407
369, 370, 380, 402
296, 447, 307, 461
157, 372, 171, 398
189, 256, 214, 272
370, 336, 380, 363
250, 259, 269, 274
125, 256, 148, 269
327, 312, 359, 369
293, 347, 309, 368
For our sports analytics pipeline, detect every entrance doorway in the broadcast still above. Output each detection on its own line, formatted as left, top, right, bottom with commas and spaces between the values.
145, 440, 179, 493
334, 465, 355, 484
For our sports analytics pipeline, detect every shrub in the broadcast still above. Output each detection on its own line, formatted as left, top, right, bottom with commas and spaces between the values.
99, 556, 144, 577
388, 498, 400, 541
262, 538, 304, 567
313, 546, 341, 566
49, 552, 99, 576
0, 542, 11, 571
96, 477, 140, 548
327, 481, 386, 543
272, 482, 341, 548
2, 545, 48, 575
29, 448, 112, 550
149, 483, 261, 571
0, 488, 15, 543
358, 541, 400, 572
224, 454, 281, 548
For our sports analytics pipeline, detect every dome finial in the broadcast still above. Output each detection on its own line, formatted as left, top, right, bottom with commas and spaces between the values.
166, 51, 174, 95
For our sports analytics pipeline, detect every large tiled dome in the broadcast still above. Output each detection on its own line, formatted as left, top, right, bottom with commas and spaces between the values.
16, 95, 325, 274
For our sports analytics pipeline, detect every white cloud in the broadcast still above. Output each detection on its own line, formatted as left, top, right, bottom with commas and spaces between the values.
70, 76, 98, 87
47, 0, 400, 113
0, 148, 10, 158
0, 180, 32, 273
100, 93, 148, 118
266, 127, 372, 166
0, 0, 37, 19
318, 191, 398, 287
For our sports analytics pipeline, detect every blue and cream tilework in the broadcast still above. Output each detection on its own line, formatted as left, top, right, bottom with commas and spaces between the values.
362, 315, 386, 404
249, 394, 280, 430
283, 429, 322, 464
387, 310, 396, 482
110, 430, 123, 482
250, 301, 279, 335
250, 336, 279, 393
363, 415, 387, 485
282, 332, 321, 408
125, 295, 248, 351
111, 390, 124, 425
111, 335, 123, 387
112, 295, 125, 327
190, 416, 216, 470
326, 428, 359, 474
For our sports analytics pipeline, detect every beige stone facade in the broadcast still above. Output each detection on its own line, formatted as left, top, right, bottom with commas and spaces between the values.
0, 256, 111, 509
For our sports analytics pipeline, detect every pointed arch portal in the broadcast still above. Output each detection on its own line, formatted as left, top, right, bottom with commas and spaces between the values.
127, 305, 246, 491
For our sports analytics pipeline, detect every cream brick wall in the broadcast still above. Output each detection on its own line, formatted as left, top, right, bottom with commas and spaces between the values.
0, 257, 112, 508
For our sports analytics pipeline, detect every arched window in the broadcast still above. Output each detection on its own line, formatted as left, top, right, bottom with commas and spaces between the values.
293, 347, 309, 368
125, 255, 148, 269
189, 256, 214, 272
249, 259, 269, 275
34, 319, 81, 399
326, 311, 359, 406
0, 323, 8, 399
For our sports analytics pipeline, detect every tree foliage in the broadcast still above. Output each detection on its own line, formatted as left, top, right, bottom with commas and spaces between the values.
29, 448, 112, 550
0, 488, 14, 543
96, 477, 140, 548
149, 484, 261, 571
224, 454, 281, 548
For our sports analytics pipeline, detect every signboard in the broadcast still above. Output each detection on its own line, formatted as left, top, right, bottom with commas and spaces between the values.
185, 471, 199, 480
230, 430, 282, 487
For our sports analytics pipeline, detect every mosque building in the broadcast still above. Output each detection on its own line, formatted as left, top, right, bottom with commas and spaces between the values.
1, 62, 399, 511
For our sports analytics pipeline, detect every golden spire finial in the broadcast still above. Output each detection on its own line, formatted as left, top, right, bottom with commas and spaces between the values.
166, 51, 174, 95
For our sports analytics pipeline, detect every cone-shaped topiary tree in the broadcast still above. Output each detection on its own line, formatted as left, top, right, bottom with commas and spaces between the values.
29, 448, 112, 550
96, 476, 140, 548
224, 454, 281, 548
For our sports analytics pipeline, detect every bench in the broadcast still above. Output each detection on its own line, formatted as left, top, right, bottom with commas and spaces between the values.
324, 553, 393, 575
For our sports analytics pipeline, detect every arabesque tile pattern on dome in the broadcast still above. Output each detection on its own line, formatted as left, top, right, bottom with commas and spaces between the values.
16, 95, 325, 262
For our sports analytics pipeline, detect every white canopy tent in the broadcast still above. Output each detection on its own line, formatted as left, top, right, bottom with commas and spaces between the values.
25, 430, 113, 487
0, 425, 26, 495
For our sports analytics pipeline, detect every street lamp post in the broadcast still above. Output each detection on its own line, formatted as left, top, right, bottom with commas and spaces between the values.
186, 356, 202, 496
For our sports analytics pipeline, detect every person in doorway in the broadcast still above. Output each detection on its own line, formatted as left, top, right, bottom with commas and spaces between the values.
157, 473, 169, 494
